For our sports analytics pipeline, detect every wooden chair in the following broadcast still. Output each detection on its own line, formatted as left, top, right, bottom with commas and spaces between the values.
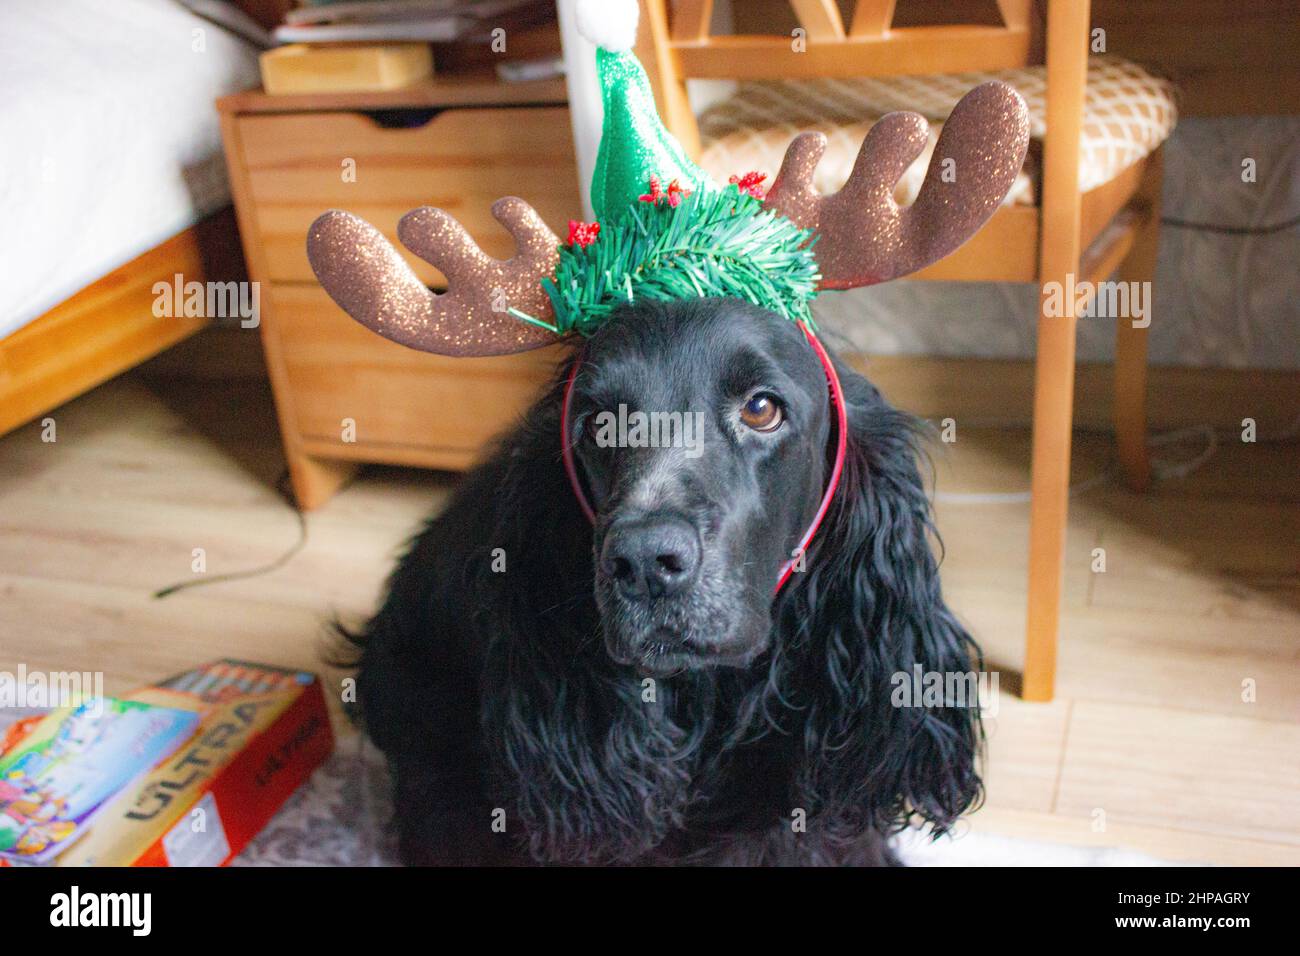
634, 0, 1172, 701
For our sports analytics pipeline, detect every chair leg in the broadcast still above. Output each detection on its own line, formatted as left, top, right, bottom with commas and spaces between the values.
1023, 300, 1080, 703
1113, 210, 1161, 492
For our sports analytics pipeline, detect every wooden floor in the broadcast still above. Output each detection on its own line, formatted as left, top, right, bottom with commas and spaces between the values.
0, 356, 1295, 866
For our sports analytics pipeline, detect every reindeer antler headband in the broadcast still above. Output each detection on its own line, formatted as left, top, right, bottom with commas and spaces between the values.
307, 0, 1027, 593
307, 1, 1030, 358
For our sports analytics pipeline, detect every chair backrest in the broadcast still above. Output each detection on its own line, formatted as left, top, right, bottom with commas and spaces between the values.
637, 0, 1038, 155
635, 1, 1098, 284
652, 1, 1034, 77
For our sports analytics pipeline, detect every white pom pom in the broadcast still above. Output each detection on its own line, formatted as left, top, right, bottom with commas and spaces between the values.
576, 0, 639, 52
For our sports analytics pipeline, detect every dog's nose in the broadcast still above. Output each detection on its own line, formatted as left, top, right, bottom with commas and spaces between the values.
601, 516, 701, 601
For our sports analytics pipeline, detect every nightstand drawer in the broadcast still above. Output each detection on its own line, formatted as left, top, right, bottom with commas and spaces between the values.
238, 107, 579, 285
268, 284, 563, 463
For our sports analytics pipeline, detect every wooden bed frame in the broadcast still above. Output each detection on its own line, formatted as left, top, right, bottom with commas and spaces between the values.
0, 0, 277, 440
0, 208, 245, 438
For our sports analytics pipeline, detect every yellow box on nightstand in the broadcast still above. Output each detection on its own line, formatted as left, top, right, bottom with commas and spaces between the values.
258, 43, 433, 95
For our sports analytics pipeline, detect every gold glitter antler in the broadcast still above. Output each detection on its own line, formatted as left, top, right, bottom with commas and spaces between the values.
307, 197, 561, 357
763, 81, 1031, 290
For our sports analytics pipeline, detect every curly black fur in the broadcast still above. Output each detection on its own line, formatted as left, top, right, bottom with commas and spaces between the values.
340, 298, 982, 866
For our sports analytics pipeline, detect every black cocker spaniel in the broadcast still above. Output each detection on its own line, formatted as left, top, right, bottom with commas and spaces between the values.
343, 296, 983, 866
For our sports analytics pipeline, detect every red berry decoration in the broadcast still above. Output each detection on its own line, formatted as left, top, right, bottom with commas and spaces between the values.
638, 175, 692, 207
566, 219, 601, 248
638, 175, 664, 204
728, 171, 767, 200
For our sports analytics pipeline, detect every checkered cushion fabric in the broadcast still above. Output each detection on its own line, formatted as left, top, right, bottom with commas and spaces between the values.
697, 55, 1178, 206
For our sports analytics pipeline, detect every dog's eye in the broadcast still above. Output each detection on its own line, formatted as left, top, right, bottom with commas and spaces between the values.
740, 393, 783, 432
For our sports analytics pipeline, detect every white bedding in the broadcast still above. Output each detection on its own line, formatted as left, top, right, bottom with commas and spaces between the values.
0, 0, 260, 339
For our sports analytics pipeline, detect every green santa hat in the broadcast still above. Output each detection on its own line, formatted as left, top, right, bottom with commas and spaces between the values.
534, 0, 818, 335
588, 47, 719, 221
579, 0, 717, 219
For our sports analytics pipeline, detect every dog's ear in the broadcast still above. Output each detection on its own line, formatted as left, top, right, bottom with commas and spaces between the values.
778, 361, 983, 835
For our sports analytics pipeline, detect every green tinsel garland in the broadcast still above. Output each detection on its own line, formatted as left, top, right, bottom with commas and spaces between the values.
510, 184, 821, 337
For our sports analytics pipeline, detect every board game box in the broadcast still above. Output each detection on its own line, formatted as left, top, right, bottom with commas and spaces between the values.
0, 660, 334, 866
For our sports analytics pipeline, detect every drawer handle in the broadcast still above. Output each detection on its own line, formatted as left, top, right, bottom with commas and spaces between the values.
360, 107, 446, 129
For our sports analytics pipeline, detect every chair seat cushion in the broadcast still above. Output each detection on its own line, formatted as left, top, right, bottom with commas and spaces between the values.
697, 55, 1178, 206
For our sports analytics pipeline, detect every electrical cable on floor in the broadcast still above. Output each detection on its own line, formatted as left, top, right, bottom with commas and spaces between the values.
153, 470, 309, 599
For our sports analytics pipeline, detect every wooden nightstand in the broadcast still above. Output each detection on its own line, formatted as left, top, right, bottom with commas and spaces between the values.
217, 76, 579, 508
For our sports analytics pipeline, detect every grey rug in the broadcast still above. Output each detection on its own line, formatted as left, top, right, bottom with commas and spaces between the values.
234, 733, 401, 867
